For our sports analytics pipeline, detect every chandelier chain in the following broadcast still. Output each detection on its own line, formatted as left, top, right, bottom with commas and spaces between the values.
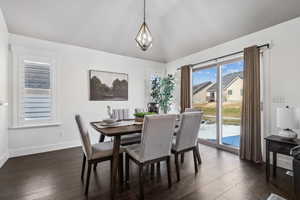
144, 0, 146, 22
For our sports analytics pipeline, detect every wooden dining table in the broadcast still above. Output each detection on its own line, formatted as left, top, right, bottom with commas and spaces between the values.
90, 120, 143, 200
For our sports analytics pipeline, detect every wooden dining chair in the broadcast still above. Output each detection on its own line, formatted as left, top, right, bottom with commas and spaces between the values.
172, 112, 203, 181
125, 114, 177, 200
75, 115, 124, 195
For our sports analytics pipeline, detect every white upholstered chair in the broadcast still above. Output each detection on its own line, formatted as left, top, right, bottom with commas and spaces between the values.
134, 108, 147, 114
125, 114, 177, 200
75, 115, 124, 195
99, 108, 141, 146
172, 112, 203, 181
112, 108, 129, 120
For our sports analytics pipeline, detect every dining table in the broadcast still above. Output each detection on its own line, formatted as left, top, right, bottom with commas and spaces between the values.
90, 120, 143, 200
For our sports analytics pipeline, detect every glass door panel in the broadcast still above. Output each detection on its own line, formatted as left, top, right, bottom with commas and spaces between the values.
192, 66, 217, 142
220, 60, 244, 148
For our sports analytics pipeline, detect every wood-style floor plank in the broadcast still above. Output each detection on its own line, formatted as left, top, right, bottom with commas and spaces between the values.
0, 144, 295, 200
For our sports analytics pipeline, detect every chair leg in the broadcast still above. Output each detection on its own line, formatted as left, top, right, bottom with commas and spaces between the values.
166, 156, 172, 188
195, 144, 202, 165
99, 134, 105, 143
85, 162, 92, 195
81, 154, 86, 181
174, 153, 180, 181
192, 148, 198, 174
93, 163, 97, 170
157, 162, 161, 177
139, 164, 145, 200
150, 163, 155, 180
125, 154, 130, 183
119, 153, 124, 185
181, 152, 185, 163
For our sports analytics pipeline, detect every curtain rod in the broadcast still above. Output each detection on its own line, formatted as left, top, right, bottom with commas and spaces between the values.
177, 43, 270, 70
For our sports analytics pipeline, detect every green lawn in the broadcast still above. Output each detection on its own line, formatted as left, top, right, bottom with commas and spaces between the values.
194, 102, 241, 125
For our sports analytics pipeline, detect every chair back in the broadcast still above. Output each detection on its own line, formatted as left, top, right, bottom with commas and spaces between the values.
175, 112, 202, 151
140, 114, 177, 161
185, 108, 202, 112
112, 109, 129, 120
134, 108, 147, 114
75, 115, 92, 159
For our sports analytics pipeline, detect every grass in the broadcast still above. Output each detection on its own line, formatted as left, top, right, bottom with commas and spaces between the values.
194, 102, 242, 125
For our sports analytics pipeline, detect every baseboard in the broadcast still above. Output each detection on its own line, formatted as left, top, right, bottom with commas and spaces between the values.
0, 151, 9, 168
9, 140, 81, 158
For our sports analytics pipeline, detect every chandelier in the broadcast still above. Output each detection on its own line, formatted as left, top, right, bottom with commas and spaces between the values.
135, 0, 153, 51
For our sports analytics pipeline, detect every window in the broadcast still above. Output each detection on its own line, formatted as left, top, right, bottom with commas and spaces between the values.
228, 90, 233, 95
10, 45, 59, 128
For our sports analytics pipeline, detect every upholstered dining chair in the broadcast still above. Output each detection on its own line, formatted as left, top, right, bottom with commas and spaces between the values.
125, 114, 177, 200
172, 112, 202, 181
113, 108, 142, 146
178, 107, 203, 163
134, 108, 147, 114
75, 115, 124, 195
99, 108, 141, 146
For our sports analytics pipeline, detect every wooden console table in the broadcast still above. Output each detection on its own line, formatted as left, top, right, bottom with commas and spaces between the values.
265, 135, 300, 181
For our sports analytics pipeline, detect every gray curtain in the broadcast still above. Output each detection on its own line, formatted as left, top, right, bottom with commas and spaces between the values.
240, 46, 263, 163
180, 65, 191, 113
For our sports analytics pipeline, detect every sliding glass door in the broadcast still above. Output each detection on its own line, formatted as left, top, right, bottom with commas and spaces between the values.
192, 59, 244, 150
192, 66, 217, 142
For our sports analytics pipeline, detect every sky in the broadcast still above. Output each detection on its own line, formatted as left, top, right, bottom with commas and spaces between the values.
192, 60, 244, 86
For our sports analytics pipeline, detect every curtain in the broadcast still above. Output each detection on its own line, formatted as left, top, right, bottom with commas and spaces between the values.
240, 45, 263, 163
180, 65, 191, 113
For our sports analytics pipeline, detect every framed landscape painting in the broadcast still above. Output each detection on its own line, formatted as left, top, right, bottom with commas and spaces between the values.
89, 70, 128, 101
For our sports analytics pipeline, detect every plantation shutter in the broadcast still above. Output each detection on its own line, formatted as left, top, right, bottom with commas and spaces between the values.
21, 60, 52, 121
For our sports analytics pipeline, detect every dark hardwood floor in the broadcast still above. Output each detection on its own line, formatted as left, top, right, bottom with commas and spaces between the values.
0, 144, 295, 200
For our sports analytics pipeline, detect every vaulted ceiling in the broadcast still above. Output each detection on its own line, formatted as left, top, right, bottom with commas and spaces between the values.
1, 0, 300, 63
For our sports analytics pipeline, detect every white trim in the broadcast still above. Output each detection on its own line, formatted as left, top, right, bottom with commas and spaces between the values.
8, 122, 62, 129
0, 151, 9, 168
9, 140, 81, 158
9, 44, 60, 128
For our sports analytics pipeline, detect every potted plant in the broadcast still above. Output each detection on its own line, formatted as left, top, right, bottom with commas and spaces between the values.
134, 112, 156, 122
150, 74, 175, 114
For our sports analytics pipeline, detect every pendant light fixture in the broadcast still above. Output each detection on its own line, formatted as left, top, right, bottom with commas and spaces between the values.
135, 0, 153, 51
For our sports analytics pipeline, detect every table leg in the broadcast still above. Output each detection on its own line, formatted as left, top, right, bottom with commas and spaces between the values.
273, 152, 277, 177
266, 141, 270, 182
111, 135, 121, 200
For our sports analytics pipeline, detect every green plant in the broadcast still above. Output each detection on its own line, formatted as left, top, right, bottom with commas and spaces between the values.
150, 74, 175, 113
134, 112, 156, 118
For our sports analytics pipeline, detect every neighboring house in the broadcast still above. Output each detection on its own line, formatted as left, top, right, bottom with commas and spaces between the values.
192, 81, 212, 104
207, 72, 243, 102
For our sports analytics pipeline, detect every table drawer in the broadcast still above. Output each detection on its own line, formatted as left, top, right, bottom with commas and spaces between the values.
269, 141, 293, 155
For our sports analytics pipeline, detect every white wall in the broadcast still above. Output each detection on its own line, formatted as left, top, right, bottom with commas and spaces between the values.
166, 17, 300, 169
8, 34, 164, 157
0, 9, 9, 168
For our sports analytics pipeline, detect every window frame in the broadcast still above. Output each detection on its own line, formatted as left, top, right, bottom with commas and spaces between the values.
9, 45, 60, 128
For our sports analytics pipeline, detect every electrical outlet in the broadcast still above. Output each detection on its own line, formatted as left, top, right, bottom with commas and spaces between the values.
272, 96, 285, 104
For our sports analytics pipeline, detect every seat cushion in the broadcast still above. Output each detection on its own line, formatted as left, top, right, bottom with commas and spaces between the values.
121, 133, 141, 146
91, 142, 124, 160
125, 144, 143, 162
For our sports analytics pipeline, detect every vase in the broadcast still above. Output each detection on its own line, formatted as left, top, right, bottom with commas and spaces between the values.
147, 102, 159, 113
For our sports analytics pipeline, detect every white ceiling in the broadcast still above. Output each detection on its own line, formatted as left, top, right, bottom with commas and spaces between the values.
1, 0, 300, 63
